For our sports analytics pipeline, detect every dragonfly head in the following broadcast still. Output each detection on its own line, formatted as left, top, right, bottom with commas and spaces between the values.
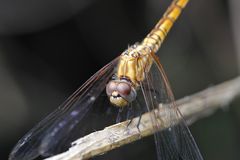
106, 80, 137, 107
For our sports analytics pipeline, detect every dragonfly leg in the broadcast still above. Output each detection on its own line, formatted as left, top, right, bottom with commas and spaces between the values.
126, 103, 133, 120
134, 100, 143, 134
136, 113, 142, 133
126, 103, 134, 128
116, 107, 124, 123
127, 119, 133, 128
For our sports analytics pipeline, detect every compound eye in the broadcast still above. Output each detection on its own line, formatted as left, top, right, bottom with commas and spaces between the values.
106, 81, 117, 96
117, 82, 131, 96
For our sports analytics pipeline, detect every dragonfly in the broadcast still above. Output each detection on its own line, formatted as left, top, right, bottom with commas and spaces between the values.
9, 0, 203, 159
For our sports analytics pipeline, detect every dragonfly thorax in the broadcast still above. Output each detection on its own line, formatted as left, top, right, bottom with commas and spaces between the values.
106, 79, 137, 107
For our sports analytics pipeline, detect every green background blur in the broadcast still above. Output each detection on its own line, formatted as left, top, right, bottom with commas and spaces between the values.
0, 0, 240, 159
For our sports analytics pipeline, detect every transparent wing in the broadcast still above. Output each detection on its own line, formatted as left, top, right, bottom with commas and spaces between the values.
139, 53, 203, 160
9, 57, 119, 160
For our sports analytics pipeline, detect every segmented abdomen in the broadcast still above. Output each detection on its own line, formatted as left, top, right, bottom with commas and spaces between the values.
142, 0, 188, 52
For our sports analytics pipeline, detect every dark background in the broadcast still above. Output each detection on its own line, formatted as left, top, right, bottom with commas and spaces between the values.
1, 0, 240, 159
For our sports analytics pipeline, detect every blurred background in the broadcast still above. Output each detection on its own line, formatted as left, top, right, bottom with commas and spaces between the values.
0, 0, 240, 159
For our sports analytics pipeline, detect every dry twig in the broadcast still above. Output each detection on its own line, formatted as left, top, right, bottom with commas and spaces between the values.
46, 76, 240, 160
